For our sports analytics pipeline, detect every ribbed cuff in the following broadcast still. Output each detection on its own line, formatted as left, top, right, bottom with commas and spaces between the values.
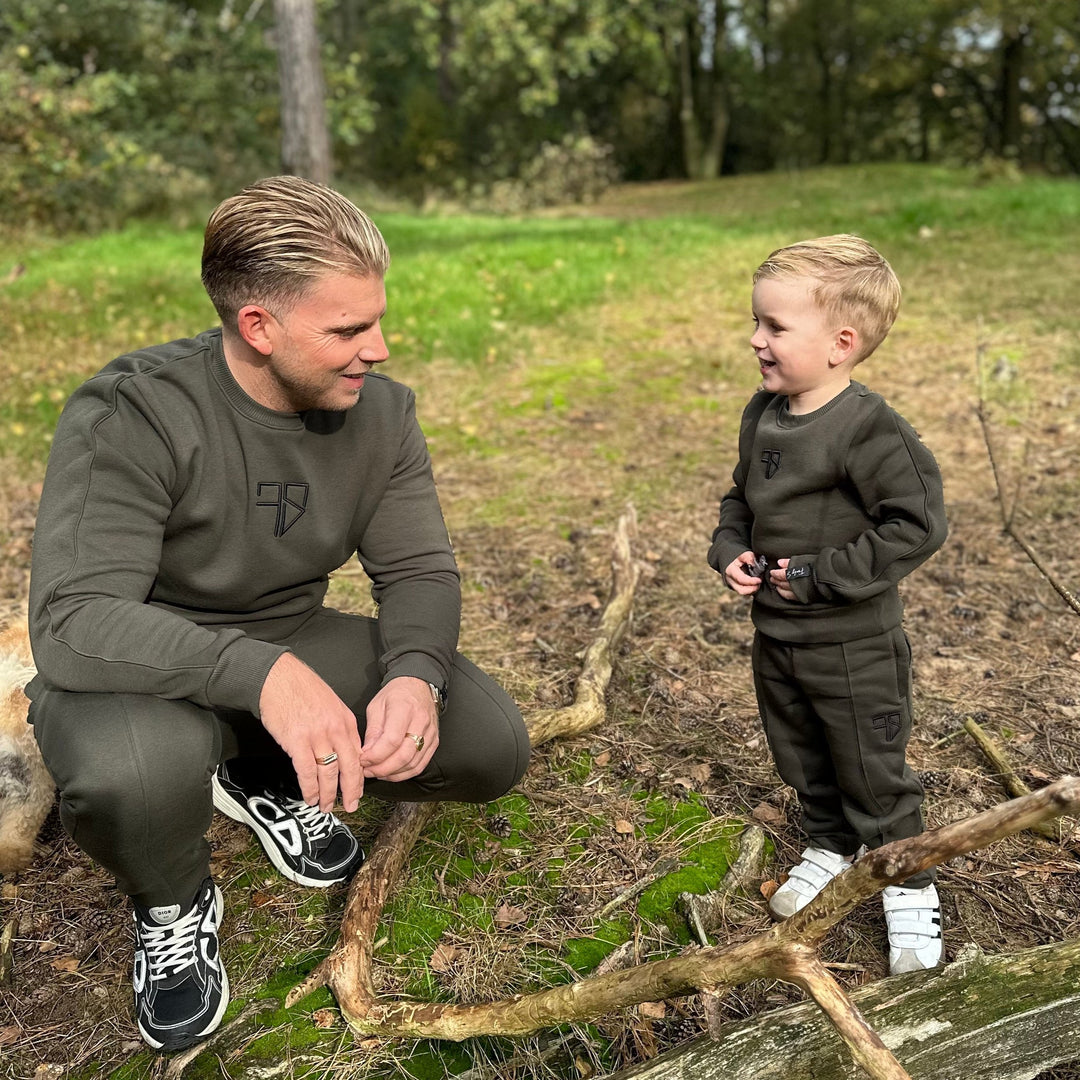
206, 636, 291, 715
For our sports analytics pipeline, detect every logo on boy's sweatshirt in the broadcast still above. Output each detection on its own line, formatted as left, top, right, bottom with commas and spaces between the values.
256, 481, 309, 537
872, 711, 902, 741
761, 449, 782, 479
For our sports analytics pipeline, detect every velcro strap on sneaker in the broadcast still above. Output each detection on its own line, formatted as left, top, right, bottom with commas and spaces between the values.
887, 916, 940, 939
882, 892, 938, 914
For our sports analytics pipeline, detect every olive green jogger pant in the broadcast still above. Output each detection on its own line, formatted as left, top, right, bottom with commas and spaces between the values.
752, 625, 933, 888
29, 608, 530, 908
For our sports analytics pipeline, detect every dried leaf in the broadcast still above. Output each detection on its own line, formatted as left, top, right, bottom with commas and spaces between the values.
50, 956, 79, 973
430, 942, 460, 972
613, 818, 634, 835
593, 751, 611, 767
688, 763, 712, 783
639, 1000, 666, 1020
0, 1026, 21, 1048
494, 903, 527, 929
673, 776, 695, 789
250, 890, 274, 908
760, 879, 780, 900
751, 802, 785, 825
312, 1008, 338, 1029
574, 1055, 595, 1078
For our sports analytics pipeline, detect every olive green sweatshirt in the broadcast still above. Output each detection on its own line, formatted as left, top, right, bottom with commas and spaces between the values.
708, 382, 947, 643
29, 329, 460, 715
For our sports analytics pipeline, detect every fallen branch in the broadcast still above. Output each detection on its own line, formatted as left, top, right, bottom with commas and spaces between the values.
604, 938, 1080, 1080
285, 506, 641, 1010
311, 779, 1080, 1073
963, 716, 1058, 841
680, 824, 768, 945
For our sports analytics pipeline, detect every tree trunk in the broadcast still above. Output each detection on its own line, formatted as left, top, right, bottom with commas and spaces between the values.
273, 0, 332, 184
676, 15, 704, 179
606, 939, 1080, 1080
997, 20, 1025, 160
699, 1, 728, 181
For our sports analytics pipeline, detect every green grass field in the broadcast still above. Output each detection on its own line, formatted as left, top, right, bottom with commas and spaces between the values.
4, 163, 1078, 468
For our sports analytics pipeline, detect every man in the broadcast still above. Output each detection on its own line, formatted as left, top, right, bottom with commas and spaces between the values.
27, 176, 530, 1051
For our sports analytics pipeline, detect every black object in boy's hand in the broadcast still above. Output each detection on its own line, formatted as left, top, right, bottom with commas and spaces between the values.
744, 554, 768, 579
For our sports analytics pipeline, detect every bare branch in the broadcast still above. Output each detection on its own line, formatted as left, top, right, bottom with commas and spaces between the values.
963, 716, 1059, 841
782, 949, 913, 1080
974, 342, 1080, 616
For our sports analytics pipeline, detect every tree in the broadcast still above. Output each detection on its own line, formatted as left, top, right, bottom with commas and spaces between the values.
273, 0, 332, 183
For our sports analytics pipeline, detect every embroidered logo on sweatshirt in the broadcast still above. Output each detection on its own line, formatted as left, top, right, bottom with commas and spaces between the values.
872, 711, 902, 741
761, 449, 782, 479
257, 482, 309, 537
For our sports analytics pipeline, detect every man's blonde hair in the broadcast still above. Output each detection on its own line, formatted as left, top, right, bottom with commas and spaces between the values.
753, 234, 901, 362
201, 175, 390, 331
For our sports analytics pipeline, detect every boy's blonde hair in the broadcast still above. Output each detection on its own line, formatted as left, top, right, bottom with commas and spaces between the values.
754, 234, 901, 362
201, 175, 390, 331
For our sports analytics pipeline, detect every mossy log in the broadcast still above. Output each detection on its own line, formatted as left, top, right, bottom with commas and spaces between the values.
605, 938, 1080, 1080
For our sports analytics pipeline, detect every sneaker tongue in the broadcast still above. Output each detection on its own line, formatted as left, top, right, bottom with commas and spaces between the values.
148, 903, 181, 925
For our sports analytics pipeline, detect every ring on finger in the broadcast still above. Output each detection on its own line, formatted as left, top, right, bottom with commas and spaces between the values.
317, 752, 338, 766
404, 732, 424, 754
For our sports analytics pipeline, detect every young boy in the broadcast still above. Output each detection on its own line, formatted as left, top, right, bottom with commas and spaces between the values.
708, 234, 948, 975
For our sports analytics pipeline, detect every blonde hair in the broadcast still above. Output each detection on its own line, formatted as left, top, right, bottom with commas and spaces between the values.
201, 175, 390, 330
754, 234, 901, 362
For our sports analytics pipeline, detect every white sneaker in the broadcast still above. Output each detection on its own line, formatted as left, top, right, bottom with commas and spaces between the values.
768, 846, 854, 920
883, 884, 943, 974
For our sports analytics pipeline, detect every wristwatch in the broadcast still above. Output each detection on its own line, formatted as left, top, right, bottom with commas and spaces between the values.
427, 681, 447, 715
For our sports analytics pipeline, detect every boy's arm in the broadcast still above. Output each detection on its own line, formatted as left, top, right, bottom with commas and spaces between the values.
782, 409, 947, 604
707, 392, 770, 578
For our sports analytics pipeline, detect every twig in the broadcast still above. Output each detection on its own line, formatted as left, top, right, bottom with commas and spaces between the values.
0, 916, 17, 986
161, 999, 280, 1078
597, 857, 678, 919
974, 345, 1080, 617
963, 717, 1059, 841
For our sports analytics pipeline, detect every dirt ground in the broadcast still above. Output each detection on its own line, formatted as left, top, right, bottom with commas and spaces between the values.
3, 209, 1080, 1079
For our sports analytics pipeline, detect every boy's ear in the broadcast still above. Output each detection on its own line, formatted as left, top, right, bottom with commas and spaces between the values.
235, 304, 277, 357
830, 326, 859, 367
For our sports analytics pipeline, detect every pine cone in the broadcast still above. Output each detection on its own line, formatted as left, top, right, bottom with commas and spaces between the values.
487, 814, 512, 838
918, 769, 949, 792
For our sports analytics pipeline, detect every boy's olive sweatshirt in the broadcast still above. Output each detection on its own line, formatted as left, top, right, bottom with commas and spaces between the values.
29, 329, 460, 716
708, 382, 947, 643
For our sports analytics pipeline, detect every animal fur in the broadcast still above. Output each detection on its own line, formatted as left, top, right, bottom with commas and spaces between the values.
0, 619, 53, 875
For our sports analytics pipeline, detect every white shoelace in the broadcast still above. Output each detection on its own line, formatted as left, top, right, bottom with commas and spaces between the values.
284, 797, 337, 843
140, 907, 202, 981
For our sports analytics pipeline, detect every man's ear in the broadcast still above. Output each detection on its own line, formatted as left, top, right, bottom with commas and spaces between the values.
830, 326, 859, 367
235, 304, 277, 357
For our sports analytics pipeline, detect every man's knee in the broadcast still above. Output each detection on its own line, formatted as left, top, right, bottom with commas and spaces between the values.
32, 689, 218, 824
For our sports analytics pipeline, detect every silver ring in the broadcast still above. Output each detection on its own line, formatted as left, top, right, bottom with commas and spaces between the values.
405, 733, 424, 754
318, 752, 338, 766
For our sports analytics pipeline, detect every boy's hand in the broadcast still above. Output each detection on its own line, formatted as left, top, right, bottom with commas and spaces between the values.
725, 551, 763, 595
770, 558, 797, 601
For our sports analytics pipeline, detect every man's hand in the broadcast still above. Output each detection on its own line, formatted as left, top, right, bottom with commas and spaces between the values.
725, 551, 763, 595
769, 557, 797, 601
258, 652, 363, 813
361, 676, 439, 782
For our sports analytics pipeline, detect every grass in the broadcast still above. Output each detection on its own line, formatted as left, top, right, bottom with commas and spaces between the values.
6, 162, 1079, 464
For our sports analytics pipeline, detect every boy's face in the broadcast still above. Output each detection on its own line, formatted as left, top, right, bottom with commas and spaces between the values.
750, 276, 852, 411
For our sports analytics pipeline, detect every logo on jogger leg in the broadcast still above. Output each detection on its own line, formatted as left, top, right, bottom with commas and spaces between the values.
872, 712, 902, 741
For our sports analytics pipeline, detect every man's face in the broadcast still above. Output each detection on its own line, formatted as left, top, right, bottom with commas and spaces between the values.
750, 276, 842, 405
262, 273, 389, 412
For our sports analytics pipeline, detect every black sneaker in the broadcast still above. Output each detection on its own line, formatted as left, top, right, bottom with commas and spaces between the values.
132, 877, 229, 1051
211, 760, 365, 887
